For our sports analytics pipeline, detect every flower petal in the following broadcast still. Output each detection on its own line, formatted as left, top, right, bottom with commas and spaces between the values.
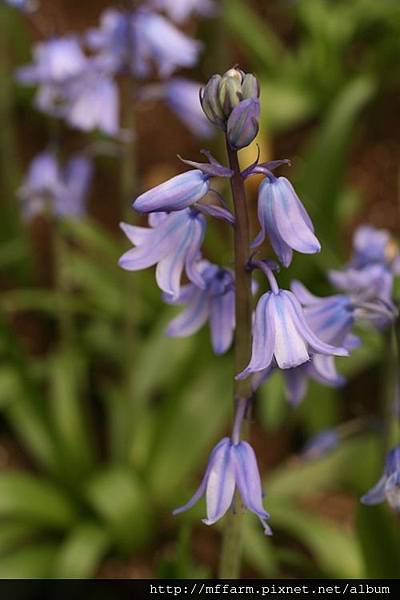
166, 288, 209, 337
134, 170, 209, 213
203, 440, 236, 525
361, 475, 388, 506
270, 293, 309, 369
209, 288, 235, 354
236, 292, 275, 378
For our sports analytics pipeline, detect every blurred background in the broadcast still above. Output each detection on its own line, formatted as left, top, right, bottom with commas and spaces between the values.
0, 0, 400, 579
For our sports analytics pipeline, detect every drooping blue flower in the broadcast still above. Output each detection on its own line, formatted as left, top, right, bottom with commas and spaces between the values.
361, 446, 400, 511
302, 429, 340, 461
18, 151, 92, 220
252, 176, 321, 267
119, 209, 206, 298
134, 170, 210, 213
86, 9, 132, 74
237, 284, 348, 379
174, 437, 272, 534
150, 0, 216, 23
164, 78, 214, 138
164, 261, 235, 355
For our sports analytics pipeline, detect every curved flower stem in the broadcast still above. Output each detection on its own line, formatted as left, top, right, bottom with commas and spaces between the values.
219, 142, 254, 579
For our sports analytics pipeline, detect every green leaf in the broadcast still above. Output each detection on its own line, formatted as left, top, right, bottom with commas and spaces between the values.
0, 523, 38, 554
269, 501, 363, 578
356, 504, 400, 577
223, 0, 284, 70
257, 370, 288, 432
0, 473, 78, 529
261, 79, 317, 132
54, 521, 110, 578
148, 360, 232, 500
49, 350, 94, 479
295, 76, 376, 247
85, 467, 153, 555
0, 544, 57, 579
60, 218, 120, 260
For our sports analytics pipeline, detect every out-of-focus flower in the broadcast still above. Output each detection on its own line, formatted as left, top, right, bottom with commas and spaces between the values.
164, 78, 214, 138
351, 225, 400, 273
252, 176, 320, 267
150, 0, 216, 23
164, 261, 235, 354
119, 209, 206, 298
17, 37, 87, 85
3, 0, 38, 12
302, 429, 340, 460
62, 68, 119, 136
174, 437, 272, 534
237, 285, 348, 379
18, 151, 92, 220
361, 446, 400, 511
87, 8, 202, 78
17, 37, 119, 135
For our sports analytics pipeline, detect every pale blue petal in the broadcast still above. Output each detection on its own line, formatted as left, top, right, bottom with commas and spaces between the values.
361, 475, 387, 505
166, 288, 209, 337
203, 440, 236, 525
236, 293, 275, 378
270, 293, 309, 369
209, 288, 235, 354
134, 170, 209, 213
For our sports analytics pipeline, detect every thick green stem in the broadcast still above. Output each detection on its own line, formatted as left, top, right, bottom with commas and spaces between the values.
218, 143, 253, 579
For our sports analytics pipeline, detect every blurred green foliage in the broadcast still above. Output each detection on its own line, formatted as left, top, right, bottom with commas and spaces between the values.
0, 0, 399, 579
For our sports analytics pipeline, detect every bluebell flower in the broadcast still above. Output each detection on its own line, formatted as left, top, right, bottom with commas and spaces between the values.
351, 225, 400, 272
119, 209, 206, 298
164, 78, 214, 138
17, 36, 87, 86
87, 8, 202, 78
238, 285, 348, 379
174, 437, 272, 534
328, 264, 396, 328
62, 67, 120, 136
361, 446, 400, 511
164, 261, 235, 354
134, 170, 211, 213
252, 176, 321, 267
133, 9, 202, 78
302, 429, 340, 460
18, 151, 92, 220
150, 0, 216, 23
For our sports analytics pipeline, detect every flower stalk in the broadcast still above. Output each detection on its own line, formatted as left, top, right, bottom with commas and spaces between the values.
219, 142, 253, 579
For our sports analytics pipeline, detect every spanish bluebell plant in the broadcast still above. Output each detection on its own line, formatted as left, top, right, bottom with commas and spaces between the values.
361, 446, 400, 511
119, 66, 353, 577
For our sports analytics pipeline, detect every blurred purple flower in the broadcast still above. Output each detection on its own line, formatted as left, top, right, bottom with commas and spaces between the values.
3, 0, 37, 10
237, 281, 348, 379
164, 261, 235, 354
174, 437, 272, 534
119, 209, 206, 298
18, 151, 92, 220
150, 0, 216, 23
252, 176, 321, 267
62, 68, 120, 136
302, 429, 340, 461
87, 8, 202, 78
361, 446, 400, 511
17, 37, 119, 135
17, 36, 87, 85
351, 225, 400, 272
